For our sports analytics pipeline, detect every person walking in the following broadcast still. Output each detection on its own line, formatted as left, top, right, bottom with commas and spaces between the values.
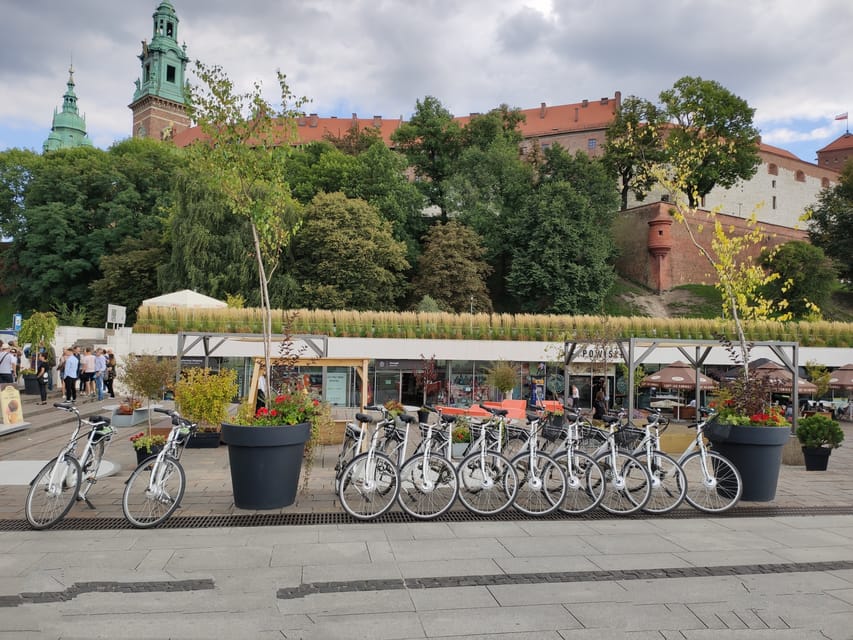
35, 352, 50, 404
62, 348, 79, 403
93, 348, 107, 401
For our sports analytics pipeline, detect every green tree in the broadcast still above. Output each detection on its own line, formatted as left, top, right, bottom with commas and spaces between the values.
505, 147, 619, 314
6, 147, 130, 312
324, 122, 384, 155
808, 162, 853, 283
602, 96, 665, 210
461, 104, 525, 150
0, 149, 42, 238
89, 237, 167, 326
290, 192, 409, 309
391, 95, 463, 218
659, 76, 760, 207
413, 221, 492, 312
760, 240, 836, 319
186, 61, 308, 393
284, 141, 426, 261
446, 137, 535, 309
160, 170, 257, 302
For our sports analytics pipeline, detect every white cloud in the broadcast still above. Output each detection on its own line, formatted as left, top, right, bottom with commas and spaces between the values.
1, 0, 851, 161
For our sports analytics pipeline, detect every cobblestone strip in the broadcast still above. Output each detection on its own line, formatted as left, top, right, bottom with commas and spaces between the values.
276, 560, 853, 600
0, 578, 215, 608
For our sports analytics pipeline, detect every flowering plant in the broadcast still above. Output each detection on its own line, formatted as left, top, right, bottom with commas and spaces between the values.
383, 399, 406, 417
251, 392, 321, 426
452, 425, 471, 443
710, 372, 789, 427
129, 432, 166, 452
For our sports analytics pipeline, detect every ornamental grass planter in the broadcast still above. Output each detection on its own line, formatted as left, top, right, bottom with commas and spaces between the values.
704, 422, 790, 502
801, 446, 832, 471
221, 422, 310, 510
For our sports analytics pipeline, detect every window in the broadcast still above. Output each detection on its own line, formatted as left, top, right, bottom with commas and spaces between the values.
795, 170, 806, 182
821, 177, 830, 188
587, 138, 597, 150
144, 64, 150, 82
772, 196, 777, 210
768, 163, 778, 175
166, 21, 174, 37
166, 65, 176, 83
772, 180, 776, 188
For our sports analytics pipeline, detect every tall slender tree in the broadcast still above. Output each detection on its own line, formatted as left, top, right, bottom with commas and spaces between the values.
186, 61, 308, 401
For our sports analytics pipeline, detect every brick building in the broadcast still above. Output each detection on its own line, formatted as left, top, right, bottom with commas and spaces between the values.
816, 132, 853, 171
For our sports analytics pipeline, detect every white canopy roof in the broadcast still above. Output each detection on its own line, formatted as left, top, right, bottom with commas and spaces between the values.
141, 289, 227, 309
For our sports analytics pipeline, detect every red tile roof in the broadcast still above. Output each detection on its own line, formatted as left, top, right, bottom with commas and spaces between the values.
171, 95, 622, 149
817, 132, 853, 153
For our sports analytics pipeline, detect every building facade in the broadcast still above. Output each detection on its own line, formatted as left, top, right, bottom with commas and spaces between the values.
817, 132, 853, 171
129, 1, 190, 142
43, 66, 93, 152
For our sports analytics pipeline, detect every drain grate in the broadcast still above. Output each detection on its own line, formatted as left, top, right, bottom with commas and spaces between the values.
1, 505, 852, 531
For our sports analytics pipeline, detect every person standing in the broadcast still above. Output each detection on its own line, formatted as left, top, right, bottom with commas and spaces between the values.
105, 350, 116, 398
93, 348, 107, 401
569, 383, 580, 409
81, 347, 96, 399
593, 386, 607, 420
0, 345, 16, 385
35, 352, 50, 404
62, 348, 79, 403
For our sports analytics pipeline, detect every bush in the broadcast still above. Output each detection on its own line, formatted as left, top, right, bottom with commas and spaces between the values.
796, 414, 844, 449
174, 368, 238, 429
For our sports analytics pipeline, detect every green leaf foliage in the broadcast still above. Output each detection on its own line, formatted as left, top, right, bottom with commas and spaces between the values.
760, 240, 837, 319
660, 76, 760, 207
808, 162, 853, 283
413, 221, 492, 313
290, 192, 409, 310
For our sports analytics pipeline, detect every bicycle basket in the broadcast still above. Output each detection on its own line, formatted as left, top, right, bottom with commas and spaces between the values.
542, 415, 565, 442
615, 426, 644, 449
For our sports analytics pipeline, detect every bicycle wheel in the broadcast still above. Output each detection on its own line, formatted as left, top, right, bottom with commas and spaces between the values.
510, 452, 566, 516
680, 450, 743, 513
552, 450, 605, 515
501, 436, 528, 460
338, 452, 400, 520
398, 453, 458, 520
594, 450, 651, 515
635, 451, 687, 514
81, 439, 107, 494
334, 435, 358, 494
122, 455, 186, 528
25, 456, 82, 530
456, 451, 518, 516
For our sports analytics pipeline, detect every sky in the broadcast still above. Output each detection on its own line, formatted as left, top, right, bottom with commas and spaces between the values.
1, 0, 851, 164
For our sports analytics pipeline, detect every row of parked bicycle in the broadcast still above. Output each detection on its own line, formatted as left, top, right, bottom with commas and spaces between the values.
24, 403, 197, 530
334, 403, 743, 520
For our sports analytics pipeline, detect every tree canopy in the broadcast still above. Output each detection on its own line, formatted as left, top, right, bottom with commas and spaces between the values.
659, 76, 760, 207
413, 221, 492, 312
289, 192, 409, 310
602, 96, 665, 210
808, 162, 853, 283
760, 240, 837, 320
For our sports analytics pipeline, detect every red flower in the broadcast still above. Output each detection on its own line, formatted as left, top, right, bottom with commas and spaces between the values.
270, 409, 278, 417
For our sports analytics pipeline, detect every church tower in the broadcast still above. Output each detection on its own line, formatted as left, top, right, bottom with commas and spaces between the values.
43, 66, 94, 152
129, 1, 190, 141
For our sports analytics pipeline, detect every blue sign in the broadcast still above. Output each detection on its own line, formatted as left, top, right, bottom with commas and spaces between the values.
12, 314, 22, 332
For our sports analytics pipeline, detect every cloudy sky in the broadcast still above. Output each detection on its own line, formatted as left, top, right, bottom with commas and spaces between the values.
2, 0, 851, 163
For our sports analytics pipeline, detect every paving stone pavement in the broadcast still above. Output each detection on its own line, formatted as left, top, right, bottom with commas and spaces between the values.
1, 392, 853, 638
